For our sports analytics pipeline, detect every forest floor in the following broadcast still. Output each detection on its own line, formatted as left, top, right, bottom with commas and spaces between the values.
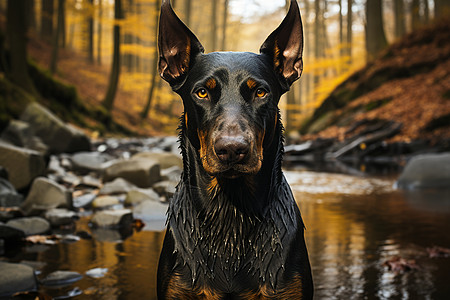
300, 18, 450, 145
27, 34, 179, 137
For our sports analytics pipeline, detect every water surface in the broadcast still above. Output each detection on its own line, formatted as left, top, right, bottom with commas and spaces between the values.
4, 171, 450, 299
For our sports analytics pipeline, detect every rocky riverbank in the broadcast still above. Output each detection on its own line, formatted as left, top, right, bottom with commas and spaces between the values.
0, 102, 181, 297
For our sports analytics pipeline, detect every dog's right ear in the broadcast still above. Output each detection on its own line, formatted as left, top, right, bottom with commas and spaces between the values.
158, 0, 204, 88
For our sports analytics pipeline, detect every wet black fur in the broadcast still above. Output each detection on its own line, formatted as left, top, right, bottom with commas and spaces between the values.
157, 0, 313, 298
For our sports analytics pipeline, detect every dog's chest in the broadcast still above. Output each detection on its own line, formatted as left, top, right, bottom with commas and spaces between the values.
167, 180, 298, 292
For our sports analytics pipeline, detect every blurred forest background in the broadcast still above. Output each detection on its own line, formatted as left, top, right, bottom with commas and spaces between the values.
0, 0, 449, 138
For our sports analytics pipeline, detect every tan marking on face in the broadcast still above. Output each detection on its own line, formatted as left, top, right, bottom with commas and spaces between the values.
247, 78, 257, 89
206, 78, 217, 90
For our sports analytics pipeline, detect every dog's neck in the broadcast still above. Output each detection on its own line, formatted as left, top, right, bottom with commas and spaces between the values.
167, 114, 298, 289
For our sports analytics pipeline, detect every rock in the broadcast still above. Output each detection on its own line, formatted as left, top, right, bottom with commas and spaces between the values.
132, 200, 168, 231
1, 119, 48, 154
73, 192, 97, 208
92, 195, 120, 209
44, 208, 78, 226
70, 151, 114, 174
90, 209, 133, 228
21, 177, 72, 215
132, 151, 182, 169
0, 141, 46, 190
39, 270, 83, 287
161, 166, 182, 182
0, 177, 24, 207
124, 188, 160, 206
99, 177, 136, 195
153, 181, 177, 198
20, 102, 90, 154
0, 262, 37, 296
6, 217, 51, 236
103, 159, 161, 188
0, 223, 25, 241
85, 267, 108, 278
79, 175, 102, 189
395, 153, 450, 189
91, 227, 132, 242
47, 155, 66, 176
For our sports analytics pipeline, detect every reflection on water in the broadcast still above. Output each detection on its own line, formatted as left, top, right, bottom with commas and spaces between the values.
3, 171, 450, 299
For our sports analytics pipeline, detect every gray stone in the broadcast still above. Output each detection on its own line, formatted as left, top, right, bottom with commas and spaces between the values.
1, 120, 48, 154
396, 153, 450, 189
73, 192, 96, 208
124, 188, 160, 206
0, 223, 25, 240
99, 177, 136, 195
47, 155, 66, 175
132, 200, 168, 231
0, 141, 46, 190
20, 102, 90, 154
21, 177, 72, 215
153, 180, 177, 198
40, 270, 83, 287
104, 159, 161, 188
132, 200, 167, 221
44, 208, 78, 226
7, 217, 51, 236
0, 262, 37, 296
70, 151, 114, 173
0, 177, 23, 207
92, 195, 120, 209
91, 209, 133, 228
161, 166, 182, 182
132, 151, 182, 169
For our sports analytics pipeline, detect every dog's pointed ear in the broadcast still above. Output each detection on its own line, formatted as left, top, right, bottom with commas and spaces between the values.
260, 0, 303, 89
158, 0, 204, 88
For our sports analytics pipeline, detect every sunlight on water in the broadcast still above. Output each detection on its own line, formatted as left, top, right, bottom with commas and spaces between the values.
4, 171, 449, 299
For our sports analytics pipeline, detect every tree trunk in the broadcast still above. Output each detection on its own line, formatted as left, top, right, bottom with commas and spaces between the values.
97, 0, 102, 64
7, 0, 38, 96
88, 0, 94, 63
210, 0, 218, 51
393, 0, 406, 38
25, 0, 37, 30
102, 0, 123, 111
347, 0, 353, 65
411, 0, 421, 30
365, 0, 388, 61
41, 0, 54, 41
184, 0, 192, 27
141, 0, 161, 120
50, 0, 65, 74
221, 0, 229, 51
339, 0, 344, 58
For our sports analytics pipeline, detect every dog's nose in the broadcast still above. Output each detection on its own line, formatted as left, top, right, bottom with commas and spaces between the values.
214, 136, 249, 163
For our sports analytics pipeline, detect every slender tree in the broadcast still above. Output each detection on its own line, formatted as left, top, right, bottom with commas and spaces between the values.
50, 0, 65, 74
97, 0, 102, 64
88, 0, 94, 63
211, 0, 218, 51
365, 0, 388, 60
102, 0, 123, 111
41, 0, 54, 40
347, 0, 353, 64
6, 0, 38, 96
411, 0, 421, 30
221, 0, 229, 50
339, 0, 344, 57
141, 0, 161, 120
393, 0, 406, 38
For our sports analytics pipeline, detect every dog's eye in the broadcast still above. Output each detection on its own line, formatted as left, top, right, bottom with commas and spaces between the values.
195, 88, 209, 99
255, 88, 268, 98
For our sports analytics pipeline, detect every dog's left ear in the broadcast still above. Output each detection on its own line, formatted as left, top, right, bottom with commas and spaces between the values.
260, 0, 303, 89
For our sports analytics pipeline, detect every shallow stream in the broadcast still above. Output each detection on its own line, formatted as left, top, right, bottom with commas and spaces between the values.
4, 170, 450, 299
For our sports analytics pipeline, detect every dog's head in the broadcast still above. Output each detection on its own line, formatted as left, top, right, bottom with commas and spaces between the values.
158, 0, 303, 179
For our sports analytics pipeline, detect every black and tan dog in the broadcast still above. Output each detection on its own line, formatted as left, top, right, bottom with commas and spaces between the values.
157, 0, 313, 298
